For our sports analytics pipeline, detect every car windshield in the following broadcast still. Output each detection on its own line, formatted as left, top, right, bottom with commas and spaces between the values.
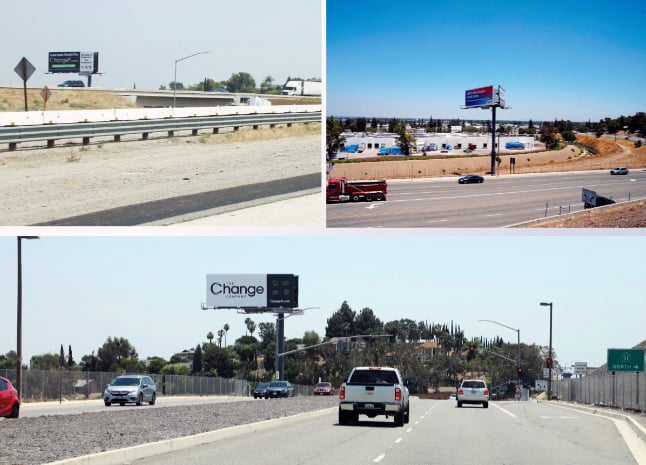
316, 383, 331, 388
269, 381, 287, 388
256, 383, 269, 389
111, 377, 141, 386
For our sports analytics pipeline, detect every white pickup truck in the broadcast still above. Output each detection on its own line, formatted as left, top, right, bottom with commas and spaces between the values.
338, 366, 410, 427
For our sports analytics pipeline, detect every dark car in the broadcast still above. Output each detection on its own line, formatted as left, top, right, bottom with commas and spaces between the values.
458, 174, 484, 184
0, 376, 20, 419
58, 80, 85, 87
253, 382, 269, 399
264, 380, 294, 398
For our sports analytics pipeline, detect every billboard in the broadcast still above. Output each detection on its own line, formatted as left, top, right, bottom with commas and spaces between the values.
496, 85, 506, 107
206, 274, 298, 309
465, 85, 494, 108
48, 52, 99, 74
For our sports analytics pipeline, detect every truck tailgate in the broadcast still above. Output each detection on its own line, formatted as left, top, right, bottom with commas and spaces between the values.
344, 385, 397, 403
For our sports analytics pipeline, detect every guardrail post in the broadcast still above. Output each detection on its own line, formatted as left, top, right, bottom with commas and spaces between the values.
212, 128, 219, 134
253, 125, 259, 130
9, 142, 17, 151
233, 126, 240, 132
142, 132, 149, 140
167, 131, 174, 137
114, 135, 121, 142
82, 137, 90, 146
47, 140, 54, 148
191, 129, 198, 136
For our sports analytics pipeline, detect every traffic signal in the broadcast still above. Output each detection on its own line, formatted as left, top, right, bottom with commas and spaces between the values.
467, 345, 475, 360
517, 366, 523, 378
546, 357, 553, 368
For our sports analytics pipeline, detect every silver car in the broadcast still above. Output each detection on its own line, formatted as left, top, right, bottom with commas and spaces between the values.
104, 375, 156, 406
457, 379, 489, 408
610, 167, 629, 175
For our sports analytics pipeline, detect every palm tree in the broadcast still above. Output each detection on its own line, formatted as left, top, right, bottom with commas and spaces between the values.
223, 324, 230, 347
207, 331, 214, 345
217, 329, 225, 348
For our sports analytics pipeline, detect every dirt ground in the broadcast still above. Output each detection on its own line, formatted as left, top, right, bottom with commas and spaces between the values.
0, 124, 321, 225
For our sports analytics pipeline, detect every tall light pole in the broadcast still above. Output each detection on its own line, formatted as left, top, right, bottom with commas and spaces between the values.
540, 302, 553, 400
479, 319, 521, 388
173, 51, 210, 109
17, 235, 39, 400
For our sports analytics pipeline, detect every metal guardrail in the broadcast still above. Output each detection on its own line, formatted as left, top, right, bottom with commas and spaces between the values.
0, 111, 321, 151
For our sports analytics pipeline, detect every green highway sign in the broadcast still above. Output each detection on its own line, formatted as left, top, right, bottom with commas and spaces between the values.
607, 349, 644, 372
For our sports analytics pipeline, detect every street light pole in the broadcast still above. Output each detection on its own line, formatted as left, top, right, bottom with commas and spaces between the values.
17, 235, 39, 400
479, 319, 521, 388
540, 302, 553, 400
172, 51, 210, 109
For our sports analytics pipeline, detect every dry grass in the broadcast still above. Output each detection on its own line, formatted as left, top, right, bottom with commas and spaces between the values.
522, 200, 646, 228
0, 87, 137, 112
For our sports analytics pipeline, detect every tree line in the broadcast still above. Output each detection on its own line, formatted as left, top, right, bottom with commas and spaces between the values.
0, 301, 554, 393
162, 73, 310, 95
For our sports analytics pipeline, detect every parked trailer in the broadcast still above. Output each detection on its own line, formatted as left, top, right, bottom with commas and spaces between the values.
326, 178, 387, 203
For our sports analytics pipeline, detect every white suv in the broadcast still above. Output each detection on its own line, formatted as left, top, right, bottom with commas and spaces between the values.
457, 379, 489, 408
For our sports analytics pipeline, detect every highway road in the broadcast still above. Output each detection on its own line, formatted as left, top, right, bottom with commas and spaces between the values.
327, 170, 646, 228
132, 398, 645, 465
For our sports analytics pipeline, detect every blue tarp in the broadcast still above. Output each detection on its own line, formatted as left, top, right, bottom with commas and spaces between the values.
505, 141, 525, 149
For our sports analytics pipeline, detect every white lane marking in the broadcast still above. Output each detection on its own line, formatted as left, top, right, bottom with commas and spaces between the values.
613, 417, 646, 465
427, 219, 448, 223
406, 427, 413, 433
366, 204, 379, 209
549, 403, 646, 465
373, 453, 386, 462
414, 421, 419, 425
491, 402, 517, 418
395, 437, 403, 443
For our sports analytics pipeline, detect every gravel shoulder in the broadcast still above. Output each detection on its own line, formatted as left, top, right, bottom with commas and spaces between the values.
0, 396, 338, 465
0, 125, 321, 226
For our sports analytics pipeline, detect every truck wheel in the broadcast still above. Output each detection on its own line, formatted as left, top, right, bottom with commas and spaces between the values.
394, 410, 405, 427
457, 401, 462, 408
351, 195, 360, 202
404, 404, 410, 424
339, 409, 349, 425
375, 193, 384, 201
366, 194, 373, 201
483, 402, 489, 408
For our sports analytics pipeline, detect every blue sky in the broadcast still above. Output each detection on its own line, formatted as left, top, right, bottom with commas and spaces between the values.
326, 0, 646, 122
1, 233, 644, 369
0, 0, 321, 90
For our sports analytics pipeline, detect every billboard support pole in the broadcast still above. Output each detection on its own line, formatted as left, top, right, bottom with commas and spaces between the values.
490, 106, 497, 176
276, 313, 285, 380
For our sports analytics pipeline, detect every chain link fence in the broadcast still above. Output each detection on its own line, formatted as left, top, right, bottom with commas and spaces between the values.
556, 371, 646, 412
1, 369, 313, 401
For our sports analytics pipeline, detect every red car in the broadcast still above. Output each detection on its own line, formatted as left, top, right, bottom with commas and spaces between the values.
0, 376, 20, 418
313, 382, 334, 396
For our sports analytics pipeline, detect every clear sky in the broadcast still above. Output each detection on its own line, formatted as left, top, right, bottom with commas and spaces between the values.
0, 0, 321, 90
326, 0, 646, 122
2, 233, 644, 370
